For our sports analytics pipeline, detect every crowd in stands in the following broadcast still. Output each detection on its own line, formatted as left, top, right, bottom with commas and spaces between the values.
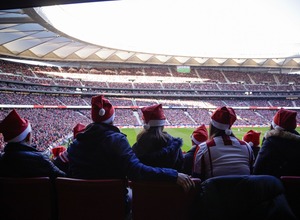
0, 59, 300, 151
0, 108, 91, 151
1, 99, 298, 151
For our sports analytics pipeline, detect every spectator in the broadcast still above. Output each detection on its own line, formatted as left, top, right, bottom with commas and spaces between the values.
253, 108, 300, 178
73, 123, 86, 139
0, 109, 65, 178
52, 123, 86, 174
193, 106, 254, 180
182, 124, 208, 175
132, 104, 184, 171
67, 95, 194, 217
243, 130, 261, 160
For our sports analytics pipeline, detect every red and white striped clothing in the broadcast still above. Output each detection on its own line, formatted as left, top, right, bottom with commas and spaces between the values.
193, 135, 254, 180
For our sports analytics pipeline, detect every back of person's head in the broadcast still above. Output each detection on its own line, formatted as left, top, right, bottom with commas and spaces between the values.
210, 106, 236, 137
271, 108, 297, 131
73, 123, 86, 139
0, 109, 32, 143
243, 130, 261, 147
141, 103, 166, 130
91, 95, 115, 124
191, 124, 208, 145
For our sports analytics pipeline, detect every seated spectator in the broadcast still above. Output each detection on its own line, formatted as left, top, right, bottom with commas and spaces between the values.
182, 124, 208, 175
196, 175, 297, 220
193, 106, 254, 180
0, 109, 65, 178
253, 108, 300, 178
132, 104, 184, 171
52, 123, 86, 174
67, 95, 194, 217
243, 130, 261, 160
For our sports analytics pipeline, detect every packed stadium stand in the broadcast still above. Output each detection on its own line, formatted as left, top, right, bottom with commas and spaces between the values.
0, 59, 299, 150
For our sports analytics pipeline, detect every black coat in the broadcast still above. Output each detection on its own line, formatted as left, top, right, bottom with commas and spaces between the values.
196, 175, 297, 220
0, 142, 66, 178
67, 123, 177, 181
253, 129, 300, 178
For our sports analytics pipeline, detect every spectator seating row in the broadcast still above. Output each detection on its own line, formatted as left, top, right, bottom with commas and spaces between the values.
0, 177, 201, 220
280, 176, 300, 220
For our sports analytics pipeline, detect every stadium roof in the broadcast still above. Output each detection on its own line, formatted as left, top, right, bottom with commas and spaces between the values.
0, 0, 300, 69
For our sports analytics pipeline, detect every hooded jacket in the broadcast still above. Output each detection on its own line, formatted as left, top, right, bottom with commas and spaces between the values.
253, 129, 300, 178
67, 123, 177, 181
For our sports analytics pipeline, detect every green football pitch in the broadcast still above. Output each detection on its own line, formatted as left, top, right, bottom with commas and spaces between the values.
121, 126, 300, 152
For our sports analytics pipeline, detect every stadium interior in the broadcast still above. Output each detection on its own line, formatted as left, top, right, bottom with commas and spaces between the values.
0, 0, 299, 150
0, 1, 300, 219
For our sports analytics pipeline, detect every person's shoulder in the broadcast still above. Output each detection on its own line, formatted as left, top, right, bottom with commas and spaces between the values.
266, 129, 300, 142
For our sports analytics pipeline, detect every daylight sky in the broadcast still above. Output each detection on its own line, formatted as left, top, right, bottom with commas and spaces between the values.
40, 0, 300, 58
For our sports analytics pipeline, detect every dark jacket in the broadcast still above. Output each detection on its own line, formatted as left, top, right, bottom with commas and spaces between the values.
251, 146, 261, 161
196, 175, 297, 220
0, 142, 66, 178
182, 145, 197, 175
253, 129, 300, 178
132, 136, 184, 172
52, 155, 69, 174
67, 123, 178, 181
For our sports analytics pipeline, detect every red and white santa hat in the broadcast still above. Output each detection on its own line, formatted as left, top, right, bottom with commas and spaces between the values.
271, 108, 297, 131
51, 146, 67, 158
141, 104, 166, 129
210, 106, 237, 135
191, 124, 208, 145
73, 123, 86, 139
243, 130, 261, 147
0, 109, 32, 143
51, 146, 69, 163
91, 95, 115, 124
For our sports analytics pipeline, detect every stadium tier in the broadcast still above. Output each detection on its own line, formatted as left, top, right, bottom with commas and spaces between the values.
0, 59, 300, 150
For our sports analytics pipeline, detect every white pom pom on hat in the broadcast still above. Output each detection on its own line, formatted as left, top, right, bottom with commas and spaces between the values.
143, 124, 150, 130
99, 108, 105, 116
225, 129, 232, 135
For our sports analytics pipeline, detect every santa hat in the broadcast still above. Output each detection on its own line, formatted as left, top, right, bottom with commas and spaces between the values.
141, 104, 166, 130
271, 108, 297, 131
73, 123, 86, 139
210, 106, 236, 135
191, 124, 208, 145
0, 109, 32, 143
243, 130, 261, 147
91, 95, 115, 124
51, 146, 66, 158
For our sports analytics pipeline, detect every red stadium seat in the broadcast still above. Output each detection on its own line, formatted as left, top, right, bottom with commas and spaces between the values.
280, 176, 300, 219
131, 178, 201, 220
55, 177, 127, 220
0, 177, 54, 220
